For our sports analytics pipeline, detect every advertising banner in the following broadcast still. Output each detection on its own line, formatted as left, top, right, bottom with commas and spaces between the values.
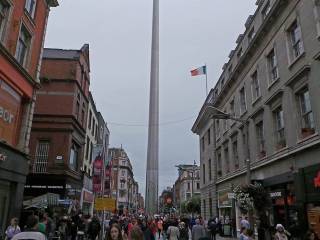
94, 197, 116, 211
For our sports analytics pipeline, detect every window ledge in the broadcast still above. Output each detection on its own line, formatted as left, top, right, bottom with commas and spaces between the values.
297, 132, 319, 144
240, 110, 247, 118
251, 96, 261, 106
267, 77, 280, 90
288, 52, 306, 70
24, 9, 36, 28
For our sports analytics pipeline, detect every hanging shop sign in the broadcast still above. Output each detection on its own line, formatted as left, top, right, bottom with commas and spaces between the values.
218, 191, 232, 208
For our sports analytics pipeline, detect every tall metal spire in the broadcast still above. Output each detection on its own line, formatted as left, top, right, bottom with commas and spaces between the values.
145, 0, 159, 215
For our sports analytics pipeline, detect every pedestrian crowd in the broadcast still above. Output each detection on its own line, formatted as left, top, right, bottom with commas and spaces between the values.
2, 212, 320, 240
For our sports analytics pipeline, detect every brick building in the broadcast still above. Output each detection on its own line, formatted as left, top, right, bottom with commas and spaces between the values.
25, 44, 90, 206
0, 0, 58, 231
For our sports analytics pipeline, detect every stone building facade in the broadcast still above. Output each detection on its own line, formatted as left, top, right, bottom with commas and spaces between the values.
0, 0, 58, 232
193, 0, 320, 236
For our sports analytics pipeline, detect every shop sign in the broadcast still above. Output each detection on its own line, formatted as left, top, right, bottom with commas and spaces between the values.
0, 80, 22, 146
83, 190, 94, 203
270, 191, 282, 198
218, 191, 232, 208
94, 197, 116, 211
0, 153, 8, 162
314, 171, 320, 188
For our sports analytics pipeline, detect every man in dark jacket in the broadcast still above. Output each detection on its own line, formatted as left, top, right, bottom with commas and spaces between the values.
87, 216, 101, 240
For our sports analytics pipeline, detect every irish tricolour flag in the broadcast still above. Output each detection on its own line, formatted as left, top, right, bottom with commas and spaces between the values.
191, 65, 206, 76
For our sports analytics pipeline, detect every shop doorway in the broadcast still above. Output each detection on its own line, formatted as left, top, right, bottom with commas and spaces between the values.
0, 181, 10, 234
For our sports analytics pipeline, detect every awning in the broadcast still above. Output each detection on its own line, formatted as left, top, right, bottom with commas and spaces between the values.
23, 193, 59, 209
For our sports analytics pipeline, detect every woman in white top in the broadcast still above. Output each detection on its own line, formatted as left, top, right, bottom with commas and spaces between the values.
167, 221, 180, 240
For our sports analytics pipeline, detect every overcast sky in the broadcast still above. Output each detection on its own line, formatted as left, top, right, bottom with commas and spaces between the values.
45, 0, 256, 197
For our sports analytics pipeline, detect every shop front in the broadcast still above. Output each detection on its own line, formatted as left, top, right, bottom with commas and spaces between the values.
295, 163, 320, 238
0, 77, 30, 233
262, 172, 300, 237
218, 190, 234, 237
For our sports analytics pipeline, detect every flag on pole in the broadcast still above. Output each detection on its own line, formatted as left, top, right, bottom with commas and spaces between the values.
191, 65, 206, 76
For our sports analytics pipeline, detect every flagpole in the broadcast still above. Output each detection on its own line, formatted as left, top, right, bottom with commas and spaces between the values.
205, 63, 208, 96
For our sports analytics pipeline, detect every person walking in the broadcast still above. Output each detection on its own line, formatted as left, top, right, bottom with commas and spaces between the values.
304, 230, 320, 240
88, 216, 101, 240
106, 224, 123, 240
178, 222, 189, 240
157, 218, 163, 239
191, 219, 206, 240
130, 226, 144, 240
5, 218, 21, 240
11, 215, 46, 240
274, 224, 290, 240
167, 221, 180, 240
207, 218, 217, 240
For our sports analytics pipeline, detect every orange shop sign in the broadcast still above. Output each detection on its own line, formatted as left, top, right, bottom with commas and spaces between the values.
0, 80, 21, 145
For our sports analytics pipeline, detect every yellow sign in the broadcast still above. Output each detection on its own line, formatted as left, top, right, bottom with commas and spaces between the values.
94, 198, 116, 211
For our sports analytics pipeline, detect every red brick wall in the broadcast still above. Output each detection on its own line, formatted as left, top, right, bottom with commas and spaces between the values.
4, 0, 50, 80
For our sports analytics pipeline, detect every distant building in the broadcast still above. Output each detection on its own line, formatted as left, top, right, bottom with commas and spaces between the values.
0, 0, 58, 231
173, 164, 200, 212
109, 147, 140, 213
192, 0, 320, 235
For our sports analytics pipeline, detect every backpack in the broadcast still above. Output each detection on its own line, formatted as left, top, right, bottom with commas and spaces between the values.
208, 221, 217, 231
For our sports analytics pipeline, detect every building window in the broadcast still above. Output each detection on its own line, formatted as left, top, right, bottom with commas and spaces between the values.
0, 0, 9, 40
121, 170, 125, 176
88, 110, 92, 129
221, 78, 225, 87
237, 47, 243, 59
232, 139, 239, 169
240, 87, 247, 114
274, 107, 286, 149
201, 137, 205, 151
81, 103, 85, 125
92, 119, 95, 135
69, 144, 78, 171
224, 146, 230, 174
216, 120, 221, 139
187, 182, 190, 191
209, 197, 213, 217
15, 25, 31, 67
208, 159, 212, 181
33, 141, 49, 173
288, 20, 304, 60
197, 182, 200, 189
267, 49, 279, 84
25, 0, 36, 18
251, 71, 260, 102
202, 163, 205, 184
248, 28, 255, 43
256, 121, 266, 157
207, 128, 211, 145
228, 65, 233, 75
85, 137, 90, 159
89, 142, 93, 163
262, 1, 271, 19
203, 199, 206, 216
217, 152, 222, 177
120, 182, 125, 189
298, 88, 315, 137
